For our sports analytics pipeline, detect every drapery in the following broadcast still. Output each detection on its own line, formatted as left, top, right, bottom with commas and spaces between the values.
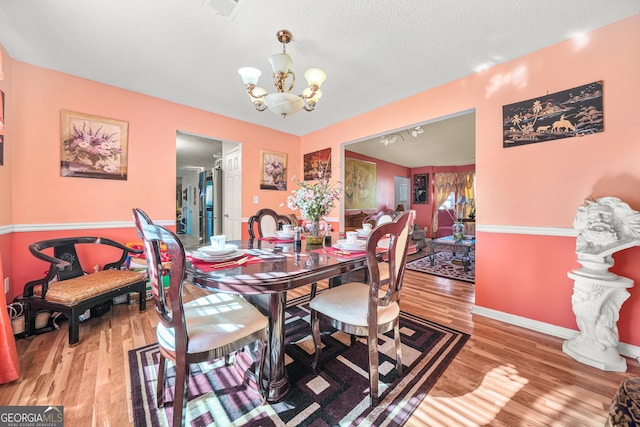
459, 172, 476, 218
0, 253, 20, 383
431, 171, 476, 237
431, 173, 458, 237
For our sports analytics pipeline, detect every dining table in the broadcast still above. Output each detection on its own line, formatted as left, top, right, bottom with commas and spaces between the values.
183, 232, 377, 403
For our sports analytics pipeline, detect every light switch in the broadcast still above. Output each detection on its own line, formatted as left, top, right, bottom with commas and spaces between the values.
253, 195, 259, 204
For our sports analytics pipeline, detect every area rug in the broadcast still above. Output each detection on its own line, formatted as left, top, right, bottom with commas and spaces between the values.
406, 250, 475, 283
128, 295, 469, 426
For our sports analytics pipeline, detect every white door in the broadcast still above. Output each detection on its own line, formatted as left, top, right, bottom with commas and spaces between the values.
394, 176, 411, 211
223, 147, 242, 240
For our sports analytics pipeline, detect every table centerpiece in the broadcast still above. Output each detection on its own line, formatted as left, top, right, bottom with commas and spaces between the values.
287, 175, 341, 245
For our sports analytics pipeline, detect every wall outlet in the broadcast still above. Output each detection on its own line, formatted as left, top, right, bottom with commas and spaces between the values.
253, 195, 259, 204
4, 277, 9, 294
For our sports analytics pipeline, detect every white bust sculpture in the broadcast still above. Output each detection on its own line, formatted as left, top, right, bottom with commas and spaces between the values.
574, 196, 640, 258
563, 196, 640, 371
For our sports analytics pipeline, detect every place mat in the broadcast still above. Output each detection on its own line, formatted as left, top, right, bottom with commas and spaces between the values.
187, 254, 262, 271
315, 246, 386, 259
258, 236, 295, 243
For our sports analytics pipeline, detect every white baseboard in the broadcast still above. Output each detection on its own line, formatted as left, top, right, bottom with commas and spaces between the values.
472, 305, 640, 360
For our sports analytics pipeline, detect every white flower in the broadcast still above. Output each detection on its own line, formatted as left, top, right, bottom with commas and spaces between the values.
287, 176, 341, 221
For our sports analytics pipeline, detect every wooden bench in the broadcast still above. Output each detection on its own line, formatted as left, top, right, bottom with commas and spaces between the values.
21, 237, 147, 345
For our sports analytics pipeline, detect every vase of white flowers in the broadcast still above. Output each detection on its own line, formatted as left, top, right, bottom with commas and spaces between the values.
287, 175, 341, 245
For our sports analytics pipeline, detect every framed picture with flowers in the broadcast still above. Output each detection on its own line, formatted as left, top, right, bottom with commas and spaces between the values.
259, 149, 287, 191
60, 110, 129, 180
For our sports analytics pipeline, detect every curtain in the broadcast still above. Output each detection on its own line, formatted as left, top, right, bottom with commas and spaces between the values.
431, 172, 458, 237
459, 172, 476, 218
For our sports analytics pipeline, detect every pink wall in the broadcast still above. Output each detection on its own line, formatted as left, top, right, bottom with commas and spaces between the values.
1, 57, 301, 300
302, 16, 640, 344
2, 16, 640, 347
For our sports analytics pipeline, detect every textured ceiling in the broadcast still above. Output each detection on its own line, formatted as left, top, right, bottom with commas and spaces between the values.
1, 2, 638, 170
346, 110, 476, 168
1, 0, 637, 139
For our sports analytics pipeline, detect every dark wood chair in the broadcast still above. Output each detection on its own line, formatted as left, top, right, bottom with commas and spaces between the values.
247, 208, 292, 239
309, 210, 416, 406
21, 237, 147, 345
363, 209, 396, 228
133, 208, 269, 427
344, 211, 368, 231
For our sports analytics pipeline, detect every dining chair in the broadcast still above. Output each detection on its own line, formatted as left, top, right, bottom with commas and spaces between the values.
132, 208, 269, 427
247, 208, 292, 238
363, 208, 396, 228
309, 210, 416, 406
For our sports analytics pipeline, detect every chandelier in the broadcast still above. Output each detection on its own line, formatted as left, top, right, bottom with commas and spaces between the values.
238, 30, 327, 117
380, 126, 424, 146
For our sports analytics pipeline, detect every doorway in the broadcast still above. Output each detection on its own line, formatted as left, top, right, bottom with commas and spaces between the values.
176, 131, 242, 245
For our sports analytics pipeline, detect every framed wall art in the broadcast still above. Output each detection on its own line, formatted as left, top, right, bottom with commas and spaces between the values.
60, 110, 129, 180
303, 147, 331, 180
344, 157, 377, 210
413, 173, 429, 204
260, 149, 287, 191
503, 81, 603, 148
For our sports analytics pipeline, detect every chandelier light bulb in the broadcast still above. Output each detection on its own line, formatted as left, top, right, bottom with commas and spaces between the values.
304, 68, 327, 88
268, 53, 293, 74
238, 67, 261, 85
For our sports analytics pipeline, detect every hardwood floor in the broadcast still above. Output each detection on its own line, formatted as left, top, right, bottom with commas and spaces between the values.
1, 261, 637, 426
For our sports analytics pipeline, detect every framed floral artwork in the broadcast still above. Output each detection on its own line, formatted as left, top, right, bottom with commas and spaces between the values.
60, 110, 129, 180
260, 149, 287, 191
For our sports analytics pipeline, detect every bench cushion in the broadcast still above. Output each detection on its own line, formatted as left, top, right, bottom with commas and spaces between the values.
36, 270, 145, 305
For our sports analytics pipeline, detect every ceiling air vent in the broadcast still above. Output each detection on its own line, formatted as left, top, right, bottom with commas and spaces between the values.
205, 0, 244, 20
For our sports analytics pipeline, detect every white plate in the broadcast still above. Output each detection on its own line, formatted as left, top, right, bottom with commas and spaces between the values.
275, 230, 295, 238
191, 249, 243, 262
334, 239, 366, 251
197, 244, 238, 256
356, 228, 372, 237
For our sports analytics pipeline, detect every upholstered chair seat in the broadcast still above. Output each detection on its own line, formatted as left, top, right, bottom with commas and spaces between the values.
156, 292, 268, 354
309, 282, 399, 329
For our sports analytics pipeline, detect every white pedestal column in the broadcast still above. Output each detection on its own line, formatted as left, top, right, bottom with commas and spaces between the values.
563, 196, 640, 372
563, 269, 632, 372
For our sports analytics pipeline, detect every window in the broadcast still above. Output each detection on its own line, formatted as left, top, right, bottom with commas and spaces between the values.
439, 192, 455, 210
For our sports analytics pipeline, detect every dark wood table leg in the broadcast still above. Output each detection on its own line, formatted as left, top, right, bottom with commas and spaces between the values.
245, 293, 290, 402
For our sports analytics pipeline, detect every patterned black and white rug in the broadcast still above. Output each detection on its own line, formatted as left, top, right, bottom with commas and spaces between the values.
129, 294, 469, 426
